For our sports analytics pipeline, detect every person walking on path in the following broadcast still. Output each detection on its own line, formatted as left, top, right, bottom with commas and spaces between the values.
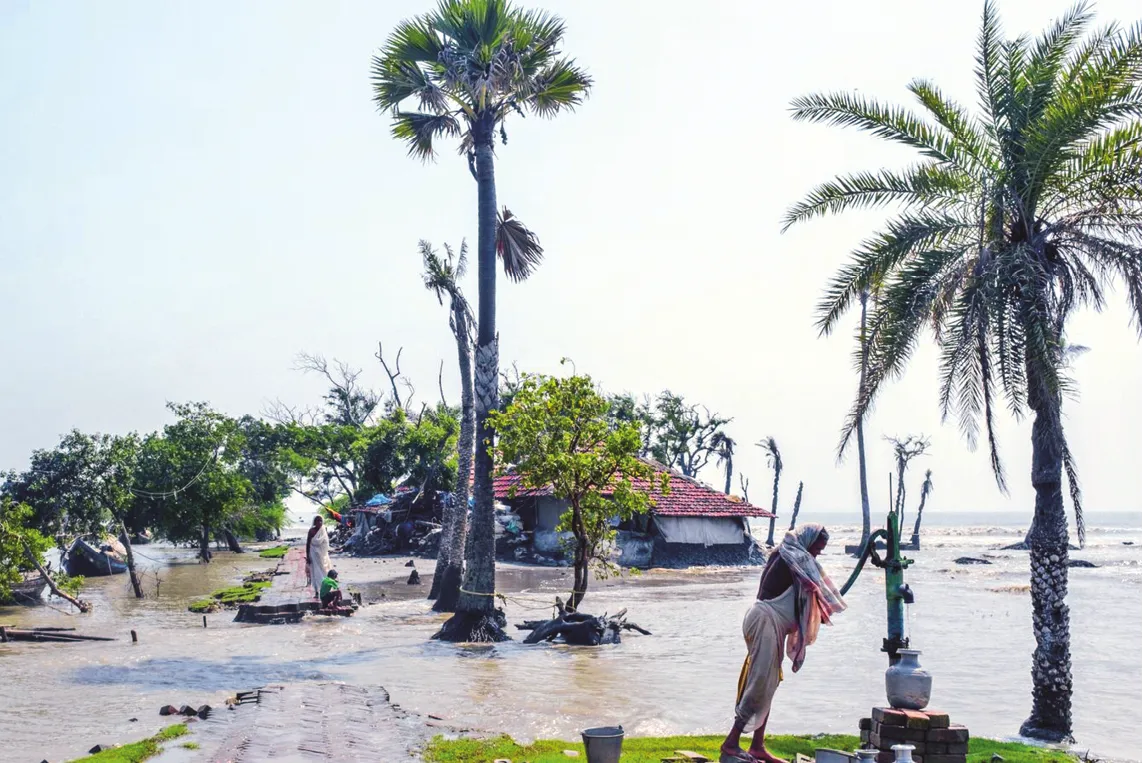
720, 524, 846, 763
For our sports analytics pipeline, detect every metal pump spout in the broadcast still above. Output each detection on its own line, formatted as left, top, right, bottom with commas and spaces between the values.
897, 583, 914, 605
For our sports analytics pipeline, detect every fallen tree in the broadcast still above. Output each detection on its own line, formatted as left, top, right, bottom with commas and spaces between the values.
516, 599, 651, 646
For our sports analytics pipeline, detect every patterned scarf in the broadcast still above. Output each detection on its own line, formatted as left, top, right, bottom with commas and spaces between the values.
778, 523, 846, 672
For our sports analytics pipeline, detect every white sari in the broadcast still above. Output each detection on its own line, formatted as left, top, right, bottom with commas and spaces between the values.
309, 524, 332, 598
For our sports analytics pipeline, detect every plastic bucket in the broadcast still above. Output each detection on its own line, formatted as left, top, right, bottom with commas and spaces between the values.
581, 725, 624, 763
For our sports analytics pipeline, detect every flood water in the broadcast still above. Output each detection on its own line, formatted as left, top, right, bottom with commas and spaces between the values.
1, 519, 1140, 763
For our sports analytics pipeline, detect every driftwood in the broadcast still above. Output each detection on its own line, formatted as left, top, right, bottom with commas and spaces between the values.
0, 626, 114, 643
519, 601, 651, 646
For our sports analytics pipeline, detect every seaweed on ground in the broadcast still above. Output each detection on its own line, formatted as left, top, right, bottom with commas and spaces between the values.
187, 581, 271, 613
258, 545, 289, 559
68, 723, 188, 762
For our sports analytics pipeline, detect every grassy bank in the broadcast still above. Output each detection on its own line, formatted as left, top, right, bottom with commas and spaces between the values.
258, 545, 290, 559
187, 580, 271, 613
68, 724, 188, 763
422, 734, 1077, 763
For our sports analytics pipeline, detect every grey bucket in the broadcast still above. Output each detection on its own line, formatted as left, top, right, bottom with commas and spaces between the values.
581, 725, 624, 763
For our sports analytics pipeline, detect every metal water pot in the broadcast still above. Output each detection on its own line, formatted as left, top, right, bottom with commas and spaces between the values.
885, 649, 932, 710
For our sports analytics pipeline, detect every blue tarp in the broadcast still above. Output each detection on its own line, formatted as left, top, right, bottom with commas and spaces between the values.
365, 493, 392, 507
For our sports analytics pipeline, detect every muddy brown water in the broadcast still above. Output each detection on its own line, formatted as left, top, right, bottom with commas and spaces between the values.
0, 528, 1140, 762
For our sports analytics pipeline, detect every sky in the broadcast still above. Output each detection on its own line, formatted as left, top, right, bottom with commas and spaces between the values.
0, 0, 1141, 529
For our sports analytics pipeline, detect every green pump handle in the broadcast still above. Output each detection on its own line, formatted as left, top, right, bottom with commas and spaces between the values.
838, 528, 888, 597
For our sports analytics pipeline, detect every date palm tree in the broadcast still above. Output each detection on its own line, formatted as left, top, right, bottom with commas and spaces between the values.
784, 1, 1140, 741
373, 0, 590, 639
756, 437, 783, 546
420, 241, 475, 612
855, 289, 874, 554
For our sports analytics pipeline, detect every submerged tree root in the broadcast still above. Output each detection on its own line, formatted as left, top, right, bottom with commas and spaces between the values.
432, 609, 509, 643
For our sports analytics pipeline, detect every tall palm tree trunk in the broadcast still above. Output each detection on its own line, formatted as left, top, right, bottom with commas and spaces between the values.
1020, 377, 1073, 743
453, 136, 501, 631
910, 491, 927, 548
432, 315, 475, 612
766, 469, 780, 546
787, 482, 804, 532
856, 290, 873, 554
723, 460, 733, 495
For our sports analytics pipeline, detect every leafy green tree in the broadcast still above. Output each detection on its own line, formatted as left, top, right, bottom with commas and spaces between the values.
756, 437, 783, 546
783, 2, 1140, 741
606, 393, 655, 456
372, 0, 591, 629
0, 498, 86, 609
421, 240, 477, 608
135, 403, 251, 562
489, 370, 667, 609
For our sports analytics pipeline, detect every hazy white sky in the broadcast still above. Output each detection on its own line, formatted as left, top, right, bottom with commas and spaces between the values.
1, 0, 1141, 526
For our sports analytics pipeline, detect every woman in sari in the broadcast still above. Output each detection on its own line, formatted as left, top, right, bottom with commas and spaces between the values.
305, 516, 332, 599
720, 524, 846, 763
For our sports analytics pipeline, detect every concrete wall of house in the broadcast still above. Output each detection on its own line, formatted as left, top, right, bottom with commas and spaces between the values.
537, 497, 567, 530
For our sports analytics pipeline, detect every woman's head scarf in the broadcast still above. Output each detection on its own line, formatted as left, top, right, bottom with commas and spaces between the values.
778, 523, 846, 672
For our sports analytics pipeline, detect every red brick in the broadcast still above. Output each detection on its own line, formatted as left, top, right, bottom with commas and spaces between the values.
925, 727, 969, 743
903, 711, 931, 730
876, 752, 895, 763
874, 708, 908, 726
925, 742, 948, 754
927, 755, 966, 763
923, 711, 950, 729
876, 724, 927, 743
945, 743, 968, 755
860, 717, 873, 731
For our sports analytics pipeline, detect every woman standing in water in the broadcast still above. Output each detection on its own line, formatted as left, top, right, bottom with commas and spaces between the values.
720, 524, 846, 763
305, 515, 332, 599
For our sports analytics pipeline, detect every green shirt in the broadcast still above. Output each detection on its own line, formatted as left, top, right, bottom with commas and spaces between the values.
320, 576, 339, 598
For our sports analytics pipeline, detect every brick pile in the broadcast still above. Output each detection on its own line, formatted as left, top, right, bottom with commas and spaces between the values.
859, 708, 969, 763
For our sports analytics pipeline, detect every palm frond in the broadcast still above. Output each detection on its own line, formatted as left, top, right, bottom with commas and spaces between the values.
391, 111, 462, 161
524, 57, 593, 117
495, 207, 544, 282
1061, 435, 1086, 547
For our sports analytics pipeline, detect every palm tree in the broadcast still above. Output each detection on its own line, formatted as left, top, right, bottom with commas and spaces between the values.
787, 481, 805, 532
713, 432, 736, 495
783, 2, 1140, 742
420, 241, 475, 612
910, 469, 935, 548
373, 0, 591, 639
756, 437, 783, 546
855, 290, 874, 554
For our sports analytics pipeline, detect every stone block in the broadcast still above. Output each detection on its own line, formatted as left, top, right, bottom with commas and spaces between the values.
875, 752, 895, 763
923, 711, 950, 728
859, 717, 873, 731
868, 733, 882, 750
925, 742, 949, 754
873, 708, 907, 726
861, 731, 870, 745
925, 727, 969, 743
946, 743, 968, 755
903, 711, 931, 730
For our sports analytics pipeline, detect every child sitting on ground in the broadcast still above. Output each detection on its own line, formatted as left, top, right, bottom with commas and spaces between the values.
319, 569, 342, 608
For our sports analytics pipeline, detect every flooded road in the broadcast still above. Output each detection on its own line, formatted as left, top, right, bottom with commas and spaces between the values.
1, 524, 1140, 762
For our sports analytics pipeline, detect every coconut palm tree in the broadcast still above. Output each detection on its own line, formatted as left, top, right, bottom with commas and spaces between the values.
420, 241, 475, 611
756, 437, 783, 546
783, 2, 1140, 741
373, 0, 591, 639
713, 432, 736, 495
910, 469, 935, 548
855, 290, 874, 554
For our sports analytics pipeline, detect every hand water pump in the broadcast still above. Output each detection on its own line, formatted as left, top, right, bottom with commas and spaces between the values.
839, 483, 915, 666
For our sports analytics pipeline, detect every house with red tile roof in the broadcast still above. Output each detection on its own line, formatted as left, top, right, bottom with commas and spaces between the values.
492, 458, 773, 568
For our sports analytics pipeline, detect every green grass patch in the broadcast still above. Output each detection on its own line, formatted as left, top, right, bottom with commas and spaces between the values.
422, 733, 1076, 763
258, 545, 289, 559
69, 724, 188, 763
180, 741, 200, 750
187, 580, 271, 612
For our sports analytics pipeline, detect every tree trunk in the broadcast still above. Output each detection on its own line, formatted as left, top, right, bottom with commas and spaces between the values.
911, 489, 928, 548
894, 462, 907, 541
118, 522, 144, 599
446, 134, 503, 642
433, 321, 475, 612
856, 290, 873, 555
787, 482, 804, 532
1019, 378, 1074, 743
19, 538, 91, 612
199, 525, 212, 563
765, 469, 780, 546
723, 459, 732, 495
223, 527, 244, 554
